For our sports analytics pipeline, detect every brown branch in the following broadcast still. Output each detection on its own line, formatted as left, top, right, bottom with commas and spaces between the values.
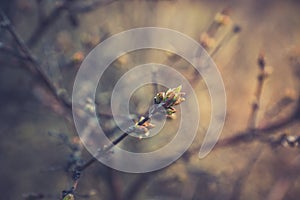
209, 24, 241, 58
247, 53, 269, 129
26, 1, 69, 47
0, 10, 72, 113
27, 0, 117, 47
0, 43, 26, 59
266, 154, 300, 200
229, 147, 263, 200
214, 55, 300, 149
77, 114, 151, 171
66, 87, 185, 198
107, 169, 122, 200
215, 108, 299, 149
122, 173, 154, 200
68, 0, 117, 13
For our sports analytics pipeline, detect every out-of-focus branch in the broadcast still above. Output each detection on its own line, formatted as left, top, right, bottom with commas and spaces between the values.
27, 0, 70, 47
0, 42, 26, 59
27, 0, 117, 47
0, 10, 72, 114
266, 154, 300, 200
213, 52, 299, 149
122, 173, 154, 200
247, 53, 272, 129
215, 103, 299, 149
210, 24, 241, 58
62, 86, 185, 199
107, 169, 121, 200
229, 147, 263, 200
69, 0, 117, 13
223, 53, 274, 200
190, 8, 241, 83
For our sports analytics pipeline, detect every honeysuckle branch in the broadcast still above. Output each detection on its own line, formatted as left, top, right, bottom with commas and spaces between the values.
62, 86, 185, 199
79, 86, 185, 172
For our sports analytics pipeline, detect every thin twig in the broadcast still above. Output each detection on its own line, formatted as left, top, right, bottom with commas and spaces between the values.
77, 115, 151, 171
210, 24, 241, 58
27, 1, 69, 47
152, 69, 159, 96
27, 0, 117, 47
68, 0, 117, 13
247, 53, 269, 129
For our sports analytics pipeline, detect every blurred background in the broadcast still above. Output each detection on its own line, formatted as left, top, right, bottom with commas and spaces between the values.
1, 0, 300, 199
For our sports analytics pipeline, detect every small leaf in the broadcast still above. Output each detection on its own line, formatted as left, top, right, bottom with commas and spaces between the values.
63, 194, 75, 200
172, 85, 182, 93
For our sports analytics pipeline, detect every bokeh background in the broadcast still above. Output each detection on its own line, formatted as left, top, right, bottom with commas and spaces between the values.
1, 0, 300, 199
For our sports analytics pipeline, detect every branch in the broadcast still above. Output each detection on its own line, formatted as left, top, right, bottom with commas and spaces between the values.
0, 10, 72, 113
229, 147, 263, 200
62, 86, 185, 199
0, 42, 26, 59
26, 1, 69, 47
27, 0, 117, 47
68, 0, 117, 14
122, 173, 154, 200
215, 108, 299, 149
214, 55, 300, 149
247, 53, 271, 129
266, 154, 300, 200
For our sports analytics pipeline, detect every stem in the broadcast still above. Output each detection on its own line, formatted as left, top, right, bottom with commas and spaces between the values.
77, 115, 151, 171
247, 53, 268, 130
77, 132, 129, 171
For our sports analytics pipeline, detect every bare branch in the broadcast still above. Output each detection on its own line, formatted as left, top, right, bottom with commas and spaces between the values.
0, 9, 72, 113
